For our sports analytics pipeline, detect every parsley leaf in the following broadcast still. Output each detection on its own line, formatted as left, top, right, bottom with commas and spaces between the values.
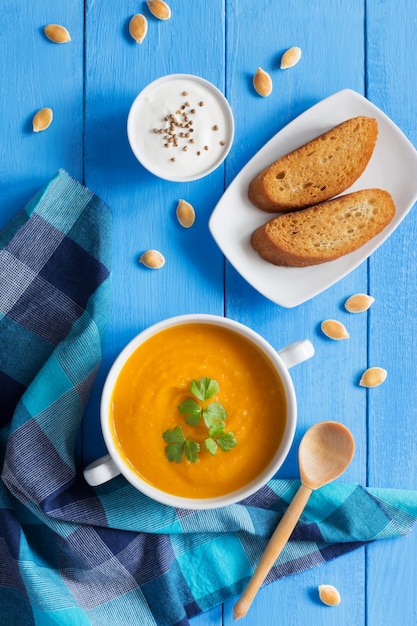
185, 440, 200, 463
190, 377, 219, 401
162, 425, 185, 444
164, 443, 186, 463
163, 426, 200, 463
205, 437, 218, 456
179, 398, 202, 425
216, 432, 237, 452
203, 401, 227, 429
205, 431, 237, 456
208, 423, 226, 438
163, 377, 237, 463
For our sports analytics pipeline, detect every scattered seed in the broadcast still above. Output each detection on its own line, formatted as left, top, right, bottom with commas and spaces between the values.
318, 584, 341, 607
344, 293, 375, 313
280, 46, 302, 69
129, 14, 148, 44
253, 67, 273, 97
199, 101, 205, 106
359, 367, 387, 388
44, 24, 71, 44
146, 0, 171, 20
321, 319, 349, 340
32, 107, 53, 132
176, 199, 195, 228
152, 90, 224, 158
139, 249, 165, 269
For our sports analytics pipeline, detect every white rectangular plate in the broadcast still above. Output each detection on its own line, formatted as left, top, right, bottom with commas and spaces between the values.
209, 89, 417, 308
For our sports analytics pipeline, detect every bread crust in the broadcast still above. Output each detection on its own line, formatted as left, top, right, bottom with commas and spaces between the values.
251, 189, 396, 267
248, 116, 379, 213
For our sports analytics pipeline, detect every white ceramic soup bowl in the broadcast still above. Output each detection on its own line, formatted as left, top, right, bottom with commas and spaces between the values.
83, 314, 314, 509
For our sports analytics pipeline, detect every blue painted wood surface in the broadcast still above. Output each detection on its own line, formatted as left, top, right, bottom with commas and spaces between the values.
1, 1, 416, 624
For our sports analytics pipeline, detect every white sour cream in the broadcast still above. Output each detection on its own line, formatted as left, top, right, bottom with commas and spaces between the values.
128, 75, 234, 182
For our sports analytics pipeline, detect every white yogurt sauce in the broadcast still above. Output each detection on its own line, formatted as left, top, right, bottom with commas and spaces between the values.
128, 77, 233, 181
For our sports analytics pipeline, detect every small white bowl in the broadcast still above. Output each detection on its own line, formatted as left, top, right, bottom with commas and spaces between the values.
127, 74, 234, 182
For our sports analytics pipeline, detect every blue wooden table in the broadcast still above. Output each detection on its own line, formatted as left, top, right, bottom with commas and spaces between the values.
2, 1, 417, 624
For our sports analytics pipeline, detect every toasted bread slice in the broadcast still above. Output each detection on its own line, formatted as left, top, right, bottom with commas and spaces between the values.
250, 189, 395, 267
248, 116, 378, 212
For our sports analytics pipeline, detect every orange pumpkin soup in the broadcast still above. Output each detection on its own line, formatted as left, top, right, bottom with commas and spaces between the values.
110, 323, 287, 498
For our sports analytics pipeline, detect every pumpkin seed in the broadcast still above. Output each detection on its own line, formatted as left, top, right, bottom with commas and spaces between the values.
280, 46, 302, 69
359, 367, 387, 388
44, 24, 71, 43
344, 293, 375, 313
321, 319, 349, 340
32, 108, 53, 132
146, 0, 171, 20
318, 584, 341, 606
253, 67, 273, 97
129, 14, 148, 43
176, 199, 195, 228
139, 249, 165, 269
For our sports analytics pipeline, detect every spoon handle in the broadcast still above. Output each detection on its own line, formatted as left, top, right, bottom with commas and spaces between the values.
234, 483, 312, 621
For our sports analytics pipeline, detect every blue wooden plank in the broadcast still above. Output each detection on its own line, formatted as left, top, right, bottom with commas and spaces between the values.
366, 0, 417, 486
2, 2, 417, 625
223, 0, 368, 624
83, 3, 227, 625
82, 0, 227, 468
365, 1, 417, 624
225, 0, 368, 513
224, 551, 365, 626
0, 1, 84, 229
0, 0, 84, 456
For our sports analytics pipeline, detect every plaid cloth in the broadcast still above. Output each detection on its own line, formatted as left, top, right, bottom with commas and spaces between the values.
1, 170, 417, 626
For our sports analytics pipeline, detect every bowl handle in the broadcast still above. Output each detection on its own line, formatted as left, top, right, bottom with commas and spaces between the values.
83, 454, 121, 486
277, 339, 314, 370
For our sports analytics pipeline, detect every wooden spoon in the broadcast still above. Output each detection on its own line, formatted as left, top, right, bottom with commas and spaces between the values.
234, 421, 355, 621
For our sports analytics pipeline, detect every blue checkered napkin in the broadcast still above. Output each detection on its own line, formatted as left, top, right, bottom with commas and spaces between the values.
1, 171, 417, 626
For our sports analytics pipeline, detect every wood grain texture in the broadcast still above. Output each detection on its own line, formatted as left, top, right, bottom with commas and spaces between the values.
0, 1, 84, 228
224, 2, 367, 621
1, 0, 417, 624
366, 2, 417, 625
82, 0, 227, 467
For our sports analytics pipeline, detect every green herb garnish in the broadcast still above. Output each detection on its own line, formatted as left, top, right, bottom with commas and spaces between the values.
162, 426, 200, 463
163, 377, 237, 463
